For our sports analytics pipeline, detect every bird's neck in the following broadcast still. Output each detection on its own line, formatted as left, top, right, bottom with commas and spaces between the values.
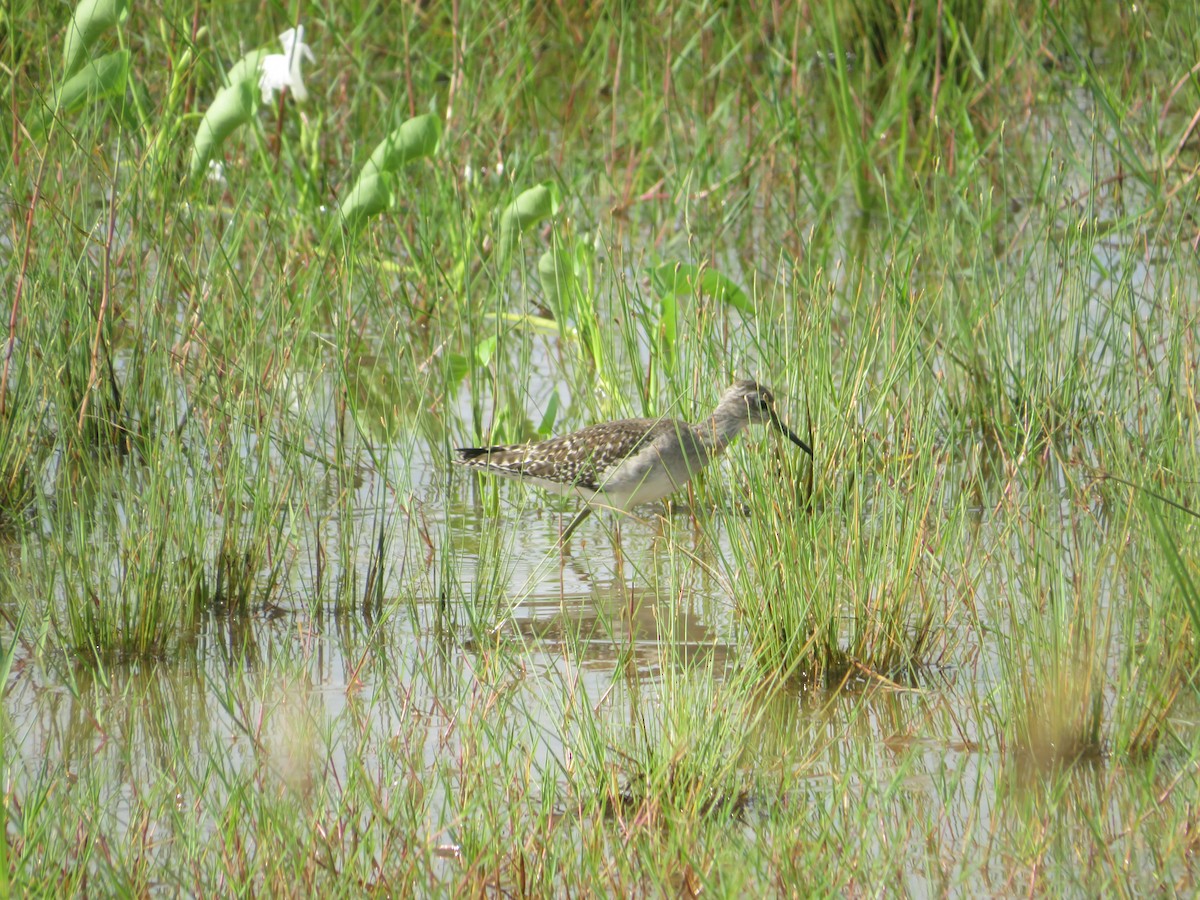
696, 409, 744, 456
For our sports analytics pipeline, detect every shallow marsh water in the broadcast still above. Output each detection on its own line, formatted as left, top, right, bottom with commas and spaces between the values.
4, 2, 1200, 894
6, 390, 1197, 893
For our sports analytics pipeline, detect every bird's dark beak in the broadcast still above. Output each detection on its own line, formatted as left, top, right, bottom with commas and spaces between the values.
769, 409, 813, 458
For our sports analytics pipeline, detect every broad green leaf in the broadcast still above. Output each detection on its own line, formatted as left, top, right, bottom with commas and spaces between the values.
474, 335, 497, 368
698, 266, 754, 314
538, 248, 576, 319
572, 286, 602, 368
338, 170, 394, 227
55, 48, 129, 113
445, 353, 471, 389
658, 290, 677, 366
188, 78, 257, 177
365, 114, 441, 175
536, 390, 560, 437
499, 182, 561, 257
62, 0, 131, 77
652, 261, 754, 316
485, 312, 563, 337
226, 48, 272, 87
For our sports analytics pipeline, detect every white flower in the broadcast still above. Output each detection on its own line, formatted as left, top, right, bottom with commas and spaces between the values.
259, 25, 315, 104
206, 159, 226, 185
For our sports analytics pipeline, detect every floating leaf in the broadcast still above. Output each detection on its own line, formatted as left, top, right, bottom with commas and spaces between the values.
364, 114, 441, 175
54, 48, 129, 114
338, 170, 394, 228
499, 182, 561, 257
652, 261, 754, 316
62, 0, 131, 78
188, 78, 257, 177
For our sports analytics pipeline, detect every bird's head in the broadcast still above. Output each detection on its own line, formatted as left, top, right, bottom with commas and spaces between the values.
721, 380, 813, 457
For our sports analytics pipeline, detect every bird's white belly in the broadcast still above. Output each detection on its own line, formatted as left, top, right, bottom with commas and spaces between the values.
584, 442, 707, 511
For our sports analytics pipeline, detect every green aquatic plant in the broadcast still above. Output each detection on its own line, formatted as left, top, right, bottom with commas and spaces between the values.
189, 26, 315, 178
61, 0, 131, 78
339, 113, 442, 227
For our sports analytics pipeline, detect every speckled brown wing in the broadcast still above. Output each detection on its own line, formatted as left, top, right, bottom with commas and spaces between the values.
455, 418, 671, 490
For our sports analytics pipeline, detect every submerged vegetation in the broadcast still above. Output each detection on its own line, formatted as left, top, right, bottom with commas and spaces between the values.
2, 0, 1199, 894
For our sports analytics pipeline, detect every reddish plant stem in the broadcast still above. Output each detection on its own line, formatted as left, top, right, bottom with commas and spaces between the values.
78, 143, 123, 433
0, 149, 48, 417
